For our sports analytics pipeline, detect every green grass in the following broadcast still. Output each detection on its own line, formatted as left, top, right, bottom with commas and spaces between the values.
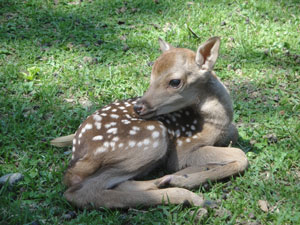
0, 0, 299, 224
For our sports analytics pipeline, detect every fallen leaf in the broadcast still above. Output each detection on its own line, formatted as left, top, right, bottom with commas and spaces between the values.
68, 0, 80, 5
64, 98, 75, 103
190, 208, 208, 222
258, 200, 268, 212
79, 98, 92, 108
120, 35, 127, 41
116, 6, 127, 14
263, 133, 278, 144
279, 110, 285, 115
214, 208, 232, 218
163, 22, 172, 32
122, 44, 129, 52
83, 56, 93, 64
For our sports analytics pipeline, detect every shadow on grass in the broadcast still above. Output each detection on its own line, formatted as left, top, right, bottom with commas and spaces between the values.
0, 0, 171, 50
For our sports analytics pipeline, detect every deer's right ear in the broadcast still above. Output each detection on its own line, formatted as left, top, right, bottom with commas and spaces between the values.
158, 38, 174, 52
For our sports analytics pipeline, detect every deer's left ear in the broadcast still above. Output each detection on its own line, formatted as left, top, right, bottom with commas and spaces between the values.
158, 38, 174, 52
195, 37, 220, 70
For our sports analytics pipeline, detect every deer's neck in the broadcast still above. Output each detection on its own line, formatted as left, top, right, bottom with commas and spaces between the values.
195, 75, 233, 127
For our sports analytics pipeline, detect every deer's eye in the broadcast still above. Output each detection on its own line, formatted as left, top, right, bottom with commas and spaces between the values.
169, 79, 182, 88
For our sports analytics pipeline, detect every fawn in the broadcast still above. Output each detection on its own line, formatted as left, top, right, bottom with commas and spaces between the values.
52, 37, 248, 208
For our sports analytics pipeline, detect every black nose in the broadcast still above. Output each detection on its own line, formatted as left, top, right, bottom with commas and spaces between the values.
133, 103, 144, 115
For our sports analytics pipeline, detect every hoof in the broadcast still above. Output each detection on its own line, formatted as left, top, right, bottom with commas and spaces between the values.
156, 175, 173, 188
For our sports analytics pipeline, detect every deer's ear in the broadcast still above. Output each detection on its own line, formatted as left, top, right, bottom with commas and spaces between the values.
158, 38, 174, 52
195, 37, 220, 70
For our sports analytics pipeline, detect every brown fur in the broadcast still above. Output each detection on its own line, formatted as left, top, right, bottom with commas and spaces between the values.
54, 37, 248, 208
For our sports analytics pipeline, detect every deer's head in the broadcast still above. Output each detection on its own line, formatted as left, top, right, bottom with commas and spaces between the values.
134, 37, 221, 118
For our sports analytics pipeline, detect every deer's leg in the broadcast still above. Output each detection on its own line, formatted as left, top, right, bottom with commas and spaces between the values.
64, 175, 205, 208
158, 146, 248, 189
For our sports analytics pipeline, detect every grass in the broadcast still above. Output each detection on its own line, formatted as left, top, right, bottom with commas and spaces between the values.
0, 0, 299, 224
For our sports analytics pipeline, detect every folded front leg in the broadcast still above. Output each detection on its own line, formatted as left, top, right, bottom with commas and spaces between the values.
158, 146, 248, 189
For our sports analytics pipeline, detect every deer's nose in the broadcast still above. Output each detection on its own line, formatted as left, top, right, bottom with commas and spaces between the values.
134, 102, 146, 115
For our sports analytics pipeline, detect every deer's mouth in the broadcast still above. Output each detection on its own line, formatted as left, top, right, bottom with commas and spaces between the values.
137, 109, 156, 119
133, 100, 157, 119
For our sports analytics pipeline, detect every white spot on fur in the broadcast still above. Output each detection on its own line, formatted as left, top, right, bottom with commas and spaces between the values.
105, 122, 117, 129
92, 135, 103, 141
171, 116, 176, 122
73, 139, 76, 145
123, 110, 128, 113
143, 138, 150, 145
101, 113, 107, 116
132, 126, 140, 131
95, 147, 107, 154
137, 142, 143, 147
147, 125, 155, 131
186, 138, 191, 143
102, 106, 111, 111
119, 106, 125, 110
174, 113, 181, 118
72, 146, 75, 152
110, 114, 119, 119
129, 141, 136, 147
181, 127, 186, 132
185, 111, 190, 116
193, 135, 198, 139
107, 127, 118, 134
118, 143, 124, 148
193, 119, 197, 124
186, 131, 192, 137
166, 119, 171, 124
175, 129, 181, 137
152, 131, 160, 139
177, 140, 183, 146
93, 114, 102, 121
85, 123, 93, 130
112, 137, 119, 142
110, 142, 115, 148
121, 119, 131, 124
191, 125, 196, 130
104, 142, 110, 148
129, 130, 136, 135
79, 133, 82, 138
95, 122, 101, 130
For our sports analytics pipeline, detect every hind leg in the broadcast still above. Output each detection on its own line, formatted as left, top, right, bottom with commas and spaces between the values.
64, 172, 205, 208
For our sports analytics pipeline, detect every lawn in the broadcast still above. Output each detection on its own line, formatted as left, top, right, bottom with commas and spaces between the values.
0, 0, 299, 224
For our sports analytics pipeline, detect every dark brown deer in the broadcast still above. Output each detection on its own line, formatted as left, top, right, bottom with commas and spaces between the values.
51, 37, 248, 208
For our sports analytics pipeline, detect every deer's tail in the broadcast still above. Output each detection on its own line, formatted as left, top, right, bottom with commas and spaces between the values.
50, 134, 75, 147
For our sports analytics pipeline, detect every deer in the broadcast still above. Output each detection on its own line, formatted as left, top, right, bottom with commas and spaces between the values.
51, 37, 248, 208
